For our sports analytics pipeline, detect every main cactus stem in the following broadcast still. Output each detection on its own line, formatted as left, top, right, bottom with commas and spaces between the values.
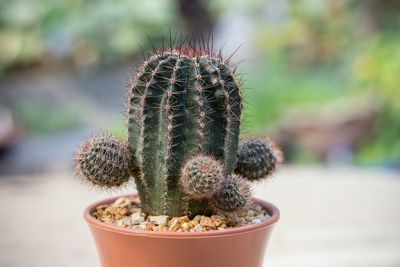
75, 43, 283, 218
128, 49, 241, 216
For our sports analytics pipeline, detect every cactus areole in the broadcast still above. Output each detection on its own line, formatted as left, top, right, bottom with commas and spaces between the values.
75, 44, 282, 217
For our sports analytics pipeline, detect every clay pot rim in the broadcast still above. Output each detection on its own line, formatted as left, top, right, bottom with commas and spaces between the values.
84, 194, 280, 238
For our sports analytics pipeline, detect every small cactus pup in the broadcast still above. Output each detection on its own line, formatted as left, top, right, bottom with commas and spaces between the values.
234, 139, 283, 181
74, 40, 283, 218
211, 175, 251, 213
180, 154, 224, 199
75, 133, 131, 188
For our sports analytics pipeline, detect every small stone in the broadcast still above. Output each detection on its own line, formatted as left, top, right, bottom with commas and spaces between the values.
131, 225, 142, 230
102, 217, 114, 224
256, 213, 266, 220
129, 207, 141, 214
116, 217, 131, 227
211, 215, 223, 222
199, 216, 211, 225
144, 222, 154, 231
255, 205, 263, 211
168, 218, 178, 228
211, 215, 224, 227
193, 215, 202, 223
96, 204, 108, 211
137, 222, 148, 230
260, 214, 270, 221
105, 206, 117, 215
153, 225, 165, 231
113, 197, 131, 208
251, 219, 262, 224
115, 213, 124, 220
200, 216, 215, 229
118, 207, 129, 216
181, 222, 191, 231
131, 212, 145, 224
148, 215, 169, 226
94, 211, 103, 218
193, 224, 203, 232
247, 210, 255, 217
179, 216, 190, 222
168, 220, 180, 232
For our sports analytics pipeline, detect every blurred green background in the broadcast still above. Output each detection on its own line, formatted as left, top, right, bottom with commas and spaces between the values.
0, 0, 399, 174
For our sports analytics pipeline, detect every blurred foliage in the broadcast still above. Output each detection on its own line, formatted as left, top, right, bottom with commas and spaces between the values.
352, 36, 400, 166
233, 0, 400, 165
1, 0, 399, 165
243, 0, 353, 129
14, 97, 83, 136
0, 0, 175, 71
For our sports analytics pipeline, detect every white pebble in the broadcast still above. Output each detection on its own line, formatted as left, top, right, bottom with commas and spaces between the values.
247, 210, 255, 217
148, 215, 169, 226
139, 222, 148, 230
116, 217, 131, 227
193, 224, 203, 232
256, 213, 267, 220
131, 212, 145, 224
255, 205, 263, 211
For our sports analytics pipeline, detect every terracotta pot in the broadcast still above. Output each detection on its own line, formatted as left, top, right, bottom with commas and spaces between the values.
84, 195, 280, 267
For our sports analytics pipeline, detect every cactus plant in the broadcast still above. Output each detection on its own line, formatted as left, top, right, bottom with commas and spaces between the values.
234, 139, 283, 181
75, 40, 282, 217
210, 175, 251, 213
180, 154, 224, 199
75, 133, 131, 188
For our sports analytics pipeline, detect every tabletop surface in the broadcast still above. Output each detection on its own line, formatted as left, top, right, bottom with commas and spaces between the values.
0, 166, 399, 267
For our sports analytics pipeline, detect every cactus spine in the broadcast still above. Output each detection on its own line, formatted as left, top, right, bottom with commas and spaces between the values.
128, 47, 241, 216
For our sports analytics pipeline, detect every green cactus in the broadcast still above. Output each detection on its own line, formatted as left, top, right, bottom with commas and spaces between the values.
234, 140, 283, 181
126, 47, 242, 216
75, 40, 283, 217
